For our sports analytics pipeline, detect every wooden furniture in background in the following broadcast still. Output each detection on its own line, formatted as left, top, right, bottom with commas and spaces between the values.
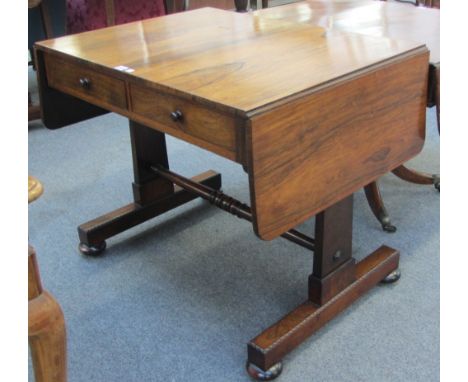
34, 7, 428, 379
29, 177, 67, 382
28, 0, 53, 38
29, 0, 53, 122
28, 176, 44, 203
260, 0, 440, 231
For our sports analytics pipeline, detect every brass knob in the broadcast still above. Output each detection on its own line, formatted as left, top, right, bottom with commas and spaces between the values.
79, 77, 91, 89
170, 110, 183, 122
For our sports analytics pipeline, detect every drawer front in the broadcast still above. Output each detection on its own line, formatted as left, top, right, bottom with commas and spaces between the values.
44, 54, 127, 110
130, 84, 237, 153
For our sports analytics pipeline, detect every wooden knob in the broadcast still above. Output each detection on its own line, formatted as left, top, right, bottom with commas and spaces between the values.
79, 77, 91, 89
170, 110, 183, 122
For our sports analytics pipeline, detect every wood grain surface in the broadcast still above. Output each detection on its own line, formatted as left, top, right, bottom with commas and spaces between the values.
257, 0, 439, 64
45, 54, 127, 110
35, 7, 425, 114
29, 246, 67, 382
248, 50, 429, 239
248, 245, 400, 371
35, 6, 430, 239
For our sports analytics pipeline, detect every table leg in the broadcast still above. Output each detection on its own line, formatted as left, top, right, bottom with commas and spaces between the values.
246, 195, 400, 380
77, 120, 222, 255
392, 165, 439, 191
364, 181, 397, 232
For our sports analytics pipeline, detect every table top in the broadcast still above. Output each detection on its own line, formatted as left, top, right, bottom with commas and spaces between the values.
257, 0, 439, 64
36, 7, 424, 115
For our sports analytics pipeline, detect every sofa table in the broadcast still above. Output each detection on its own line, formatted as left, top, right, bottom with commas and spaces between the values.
35, 7, 428, 380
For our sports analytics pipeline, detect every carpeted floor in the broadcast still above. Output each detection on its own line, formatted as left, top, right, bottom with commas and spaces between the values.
27, 46, 439, 382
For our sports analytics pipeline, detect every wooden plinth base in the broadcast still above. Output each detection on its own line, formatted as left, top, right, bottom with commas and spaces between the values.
78, 170, 221, 254
247, 246, 399, 373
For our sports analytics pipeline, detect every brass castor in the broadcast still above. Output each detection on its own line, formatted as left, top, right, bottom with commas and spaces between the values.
246, 361, 283, 381
380, 215, 397, 233
380, 269, 401, 284
78, 241, 106, 256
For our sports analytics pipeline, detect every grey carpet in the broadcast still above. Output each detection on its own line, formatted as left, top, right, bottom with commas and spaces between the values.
28, 84, 439, 381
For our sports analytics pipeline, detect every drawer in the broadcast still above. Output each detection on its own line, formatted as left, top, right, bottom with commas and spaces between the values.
130, 84, 237, 153
44, 54, 127, 110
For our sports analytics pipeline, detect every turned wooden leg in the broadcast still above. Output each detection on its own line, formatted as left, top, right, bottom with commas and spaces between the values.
78, 121, 222, 255
246, 195, 400, 379
392, 165, 439, 191
29, 245, 67, 382
364, 181, 397, 233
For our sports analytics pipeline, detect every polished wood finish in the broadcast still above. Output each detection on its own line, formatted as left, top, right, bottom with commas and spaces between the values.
35, 49, 108, 129
35, 7, 428, 239
308, 195, 355, 305
260, 1, 439, 231
248, 245, 400, 372
29, 245, 67, 382
248, 51, 428, 239
130, 83, 238, 155
78, 121, 222, 252
34, 7, 428, 377
28, 246, 43, 300
35, 8, 426, 114
257, 0, 439, 64
130, 121, 174, 205
45, 54, 128, 111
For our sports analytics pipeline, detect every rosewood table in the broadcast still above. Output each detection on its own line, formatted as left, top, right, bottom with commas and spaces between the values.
35, 7, 428, 380
258, 0, 440, 232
